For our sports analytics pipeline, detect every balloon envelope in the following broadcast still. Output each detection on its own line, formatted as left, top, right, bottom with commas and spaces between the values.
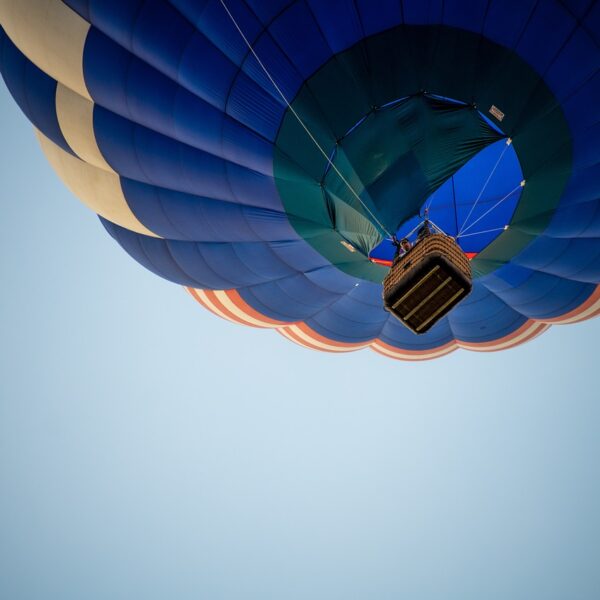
1, 0, 600, 359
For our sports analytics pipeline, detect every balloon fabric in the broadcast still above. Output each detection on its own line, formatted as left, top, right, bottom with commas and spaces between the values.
2, 0, 600, 360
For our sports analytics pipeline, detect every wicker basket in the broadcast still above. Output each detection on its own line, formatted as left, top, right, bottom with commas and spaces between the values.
383, 234, 472, 334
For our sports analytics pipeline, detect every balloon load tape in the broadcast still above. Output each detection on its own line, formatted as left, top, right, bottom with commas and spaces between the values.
383, 234, 472, 334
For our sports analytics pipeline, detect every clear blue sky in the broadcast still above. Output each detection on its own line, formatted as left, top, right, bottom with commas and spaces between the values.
1, 82, 599, 600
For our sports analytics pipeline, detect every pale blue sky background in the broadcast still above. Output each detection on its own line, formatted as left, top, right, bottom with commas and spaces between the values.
1, 82, 599, 600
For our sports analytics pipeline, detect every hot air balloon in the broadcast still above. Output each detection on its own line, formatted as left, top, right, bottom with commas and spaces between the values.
1, 0, 599, 360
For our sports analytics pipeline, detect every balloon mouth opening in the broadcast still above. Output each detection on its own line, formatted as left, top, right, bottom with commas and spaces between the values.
369, 139, 524, 265
274, 23, 571, 284
316, 92, 523, 265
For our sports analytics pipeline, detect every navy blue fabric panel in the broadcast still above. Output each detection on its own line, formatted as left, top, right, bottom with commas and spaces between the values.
170, 0, 262, 66
302, 267, 357, 295
244, 0, 292, 24
175, 85, 274, 174
83, 27, 277, 163
455, 278, 501, 310
324, 289, 386, 321
225, 162, 284, 211
480, 268, 594, 319
301, 289, 389, 343
273, 271, 344, 306
402, 0, 444, 25
157, 242, 248, 288
169, 242, 297, 287
378, 316, 454, 351
83, 29, 130, 111
516, 1, 577, 77
558, 163, 600, 207
442, 0, 489, 32
107, 238, 330, 292
348, 281, 387, 307
86, 0, 144, 51
93, 106, 175, 188
570, 122, 600, 174
83, 0, 201, 82
156, 239, 233, 286
101, 218, 204, 286
239, 209, 299, 243
141, 0, 290, 123
212, 242, 299, 283
562, 72, 600, 137
511, 236, 574, 270
269, 3, 333, 79
62, 0, 91, 21
448, 308, 527, 343
0, 30, 72, 156
325, 292, 388, 324
355, 0, 403, 36
483, 0, 541, 50
93, 106, 282, 210
239, 277, 343, 321
236, 286, 303, 323
305, 0, 365, 54
563, 0, 596, 18
172, 0, 300, 122
588, 1, 600, 45
514, 237, 600, 282
545, 27, 599, 105
103, 218, 308, 288
481, 263, 541, 293
267, 240, 332, 273
447, 281, 529, 342
523, 278, 598, 318
120, 178, 294, 242
176, 30, 239, 110
240, 31, 304, 107
225, 71, 286, 140
220, 117, 275, 175
305, 312, 384, 343
81, 0, 261, 113
450, 281, 508, 325
122, 0, 197, 73
545, 198, 600, 238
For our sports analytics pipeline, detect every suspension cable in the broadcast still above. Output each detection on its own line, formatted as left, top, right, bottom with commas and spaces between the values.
428, 219, 446, 235
217, 0, 392, 238
458, 181, 525, 238
457, 138, 512, 236
402, 220, 427, 240
457, 225, 509, 239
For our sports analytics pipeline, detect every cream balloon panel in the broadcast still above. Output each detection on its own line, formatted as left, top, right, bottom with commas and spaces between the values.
36, 129, 159, 237
0, 0, 90, 99
0, 0, 160, 237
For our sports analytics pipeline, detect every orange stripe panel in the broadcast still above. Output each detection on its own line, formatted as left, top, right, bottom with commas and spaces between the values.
187, 287, 566, 359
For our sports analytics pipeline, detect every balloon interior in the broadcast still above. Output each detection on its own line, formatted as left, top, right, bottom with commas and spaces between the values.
1, 0, 599, 360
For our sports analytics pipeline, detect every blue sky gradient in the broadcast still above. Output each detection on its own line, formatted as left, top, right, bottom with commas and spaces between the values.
1, 83, 599, 600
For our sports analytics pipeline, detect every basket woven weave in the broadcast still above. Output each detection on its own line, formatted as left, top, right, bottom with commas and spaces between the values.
384, 234, 471, 289
383, 234, 472, 334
